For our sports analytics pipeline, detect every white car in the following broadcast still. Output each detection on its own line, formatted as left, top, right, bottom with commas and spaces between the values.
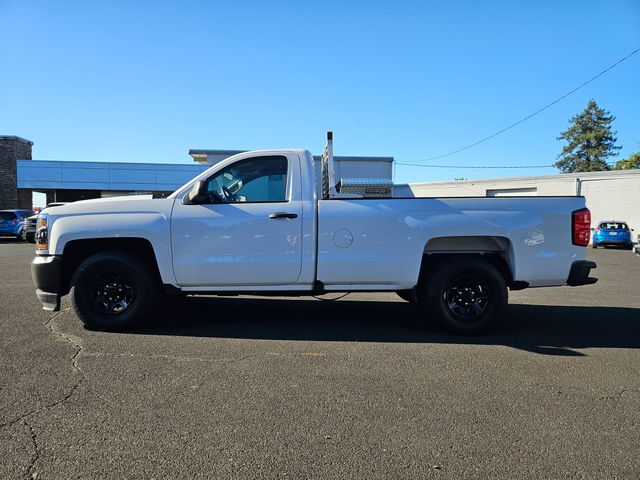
31, 133, 597, 335
22, 203, 67, 243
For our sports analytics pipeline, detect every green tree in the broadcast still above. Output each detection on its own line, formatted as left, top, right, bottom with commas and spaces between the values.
614, 151, 640, 170
554, 99, 621, 173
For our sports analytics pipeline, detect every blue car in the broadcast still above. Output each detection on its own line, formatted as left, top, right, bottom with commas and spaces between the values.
592, 220, 634, 249
0, 209, 34, 240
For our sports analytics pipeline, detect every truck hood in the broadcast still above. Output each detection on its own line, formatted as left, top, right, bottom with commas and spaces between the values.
46, 195, 171, 216
71, 194, 153, 205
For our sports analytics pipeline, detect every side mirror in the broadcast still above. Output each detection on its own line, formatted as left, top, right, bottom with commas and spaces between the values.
183, 181, 209, 205
590, 227, 595, 231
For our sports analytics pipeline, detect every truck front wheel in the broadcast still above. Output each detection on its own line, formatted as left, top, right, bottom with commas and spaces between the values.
70, 252, 157, 331
420, 257, 507, 335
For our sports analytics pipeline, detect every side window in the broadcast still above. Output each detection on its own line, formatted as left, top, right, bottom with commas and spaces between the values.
205, 156, 288, 204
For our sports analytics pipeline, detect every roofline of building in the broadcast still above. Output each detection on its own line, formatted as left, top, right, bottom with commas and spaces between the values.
188, 149, 394, 162
0, 135, 34, 145
312, 155, 394, 162
189, 149, 246, 156
17, 159, 207, 168
409, 168, 640, 187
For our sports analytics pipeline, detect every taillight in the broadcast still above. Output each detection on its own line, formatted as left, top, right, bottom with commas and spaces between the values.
572, 208, 591, 247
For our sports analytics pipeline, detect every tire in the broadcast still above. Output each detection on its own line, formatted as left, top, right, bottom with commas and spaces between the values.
592, 243, 597, 249
70, 251, 157, 331
419, 257, 507, 335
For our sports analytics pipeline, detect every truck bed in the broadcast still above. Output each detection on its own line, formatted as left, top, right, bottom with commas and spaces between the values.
317, 196, 587, 289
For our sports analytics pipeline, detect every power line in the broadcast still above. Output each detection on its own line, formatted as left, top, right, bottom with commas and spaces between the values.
395, 162, 555, 169
395, 161, 619, 169
402, 47, 640, 166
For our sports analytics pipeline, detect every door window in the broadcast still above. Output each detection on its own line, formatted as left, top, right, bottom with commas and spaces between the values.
205, 156, 288, 204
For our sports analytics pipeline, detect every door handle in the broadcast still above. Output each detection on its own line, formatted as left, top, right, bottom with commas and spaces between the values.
269, 212, 298, 219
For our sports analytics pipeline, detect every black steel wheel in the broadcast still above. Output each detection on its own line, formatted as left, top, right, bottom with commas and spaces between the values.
443, 275, 490, 320
420, 257, 507, 335
88, 270, 135, 315
70, 251, 156, 331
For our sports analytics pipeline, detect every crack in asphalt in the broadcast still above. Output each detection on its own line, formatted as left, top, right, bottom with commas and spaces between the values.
0, 311, 84, 430
23, 418, 39, 480
0, 314, 264, 431
598, 389, 640, 402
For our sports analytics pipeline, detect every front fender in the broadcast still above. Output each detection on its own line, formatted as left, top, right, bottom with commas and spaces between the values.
49, 212, 175, 285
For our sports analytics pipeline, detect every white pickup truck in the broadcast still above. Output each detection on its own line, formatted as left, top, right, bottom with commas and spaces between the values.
31, 133, 597, 334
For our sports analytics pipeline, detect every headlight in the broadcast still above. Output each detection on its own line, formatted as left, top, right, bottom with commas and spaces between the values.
36, 213, 49, 252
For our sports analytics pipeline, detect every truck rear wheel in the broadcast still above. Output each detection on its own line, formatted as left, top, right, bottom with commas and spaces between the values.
70, 251, 157, 331
420, 257, 507, 335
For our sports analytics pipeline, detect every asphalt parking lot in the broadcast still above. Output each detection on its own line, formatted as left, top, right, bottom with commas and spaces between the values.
1, 241, 639, 479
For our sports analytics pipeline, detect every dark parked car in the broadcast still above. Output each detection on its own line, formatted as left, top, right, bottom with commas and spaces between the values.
592, 220, 634, 249
0, 210, 34, 240
22, 203, 67, 243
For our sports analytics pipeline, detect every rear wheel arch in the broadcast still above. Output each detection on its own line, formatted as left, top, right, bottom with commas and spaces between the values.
419, 236, 516, 288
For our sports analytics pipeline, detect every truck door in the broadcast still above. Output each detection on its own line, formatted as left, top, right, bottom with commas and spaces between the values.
171, 153, 303, 287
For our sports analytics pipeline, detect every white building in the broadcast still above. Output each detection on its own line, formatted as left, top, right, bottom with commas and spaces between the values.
396, 169, 640, 236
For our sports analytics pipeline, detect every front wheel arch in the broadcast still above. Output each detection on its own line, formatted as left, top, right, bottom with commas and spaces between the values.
60, 237, 163, 295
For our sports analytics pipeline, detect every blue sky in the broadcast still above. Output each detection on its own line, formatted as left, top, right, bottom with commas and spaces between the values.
1, 0, 639, 184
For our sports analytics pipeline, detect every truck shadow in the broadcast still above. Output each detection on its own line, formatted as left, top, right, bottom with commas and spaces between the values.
131, 296, 640, 356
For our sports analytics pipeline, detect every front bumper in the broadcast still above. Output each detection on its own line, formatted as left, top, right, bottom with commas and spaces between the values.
36, 289, 60, 311
566, 260, 598, 286
31, 255, 64, 311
